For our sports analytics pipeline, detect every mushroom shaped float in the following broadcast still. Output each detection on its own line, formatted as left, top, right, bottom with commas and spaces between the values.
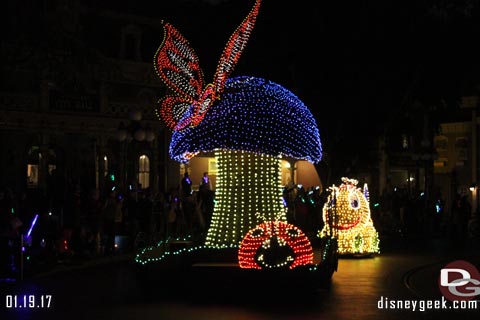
170, 76, 322, 247
135, 0, 338, 290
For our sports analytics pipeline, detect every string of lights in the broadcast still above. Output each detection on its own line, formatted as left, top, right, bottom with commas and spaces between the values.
169, 76, 322, 164
204, 149, 286, 247
238, 220, 313, 269
145, 0, 327, 271
319, 178, 380, 255
154, 0, 262, 131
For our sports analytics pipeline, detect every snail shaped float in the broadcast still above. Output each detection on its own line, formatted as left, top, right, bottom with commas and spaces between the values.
153, 0, 322, 251
319, 178, 380, 256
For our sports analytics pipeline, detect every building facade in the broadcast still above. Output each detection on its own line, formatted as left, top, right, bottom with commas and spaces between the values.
376, 97, 479, 232
0, 1, 180, 225
433, 97, 479, 215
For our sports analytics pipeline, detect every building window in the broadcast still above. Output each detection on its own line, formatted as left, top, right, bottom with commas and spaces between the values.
138, 154, 150, 189
402, 134, 409, 149
455, 137, 468, 164
95, 155, 109, 189
124, 34, 137, 60
281, 160, 292, 186
48, 165, 56, 175
434, 135, 448, 170
103, 155, 109, 176
208, 158, 218, 175
120, 25, 141, 61
434, 136, 448, 151
27, 164, 39, 187
27, 146, 40, 187
27, 146, 56, 188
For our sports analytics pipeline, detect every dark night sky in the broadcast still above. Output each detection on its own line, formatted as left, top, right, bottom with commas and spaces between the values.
98, 0, 480, 177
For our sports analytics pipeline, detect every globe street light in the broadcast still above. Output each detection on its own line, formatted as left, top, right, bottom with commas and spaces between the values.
116, 110, 155, 194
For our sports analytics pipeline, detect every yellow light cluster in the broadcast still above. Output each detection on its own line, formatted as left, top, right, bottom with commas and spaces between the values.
205, 149, 286, 247
319, 178, 379, 255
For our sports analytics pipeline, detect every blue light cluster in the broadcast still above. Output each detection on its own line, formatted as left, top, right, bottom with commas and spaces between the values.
169, 76, 322, 163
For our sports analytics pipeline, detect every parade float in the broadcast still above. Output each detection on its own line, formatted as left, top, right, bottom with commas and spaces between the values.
135, 0, 338, 291
318, 177, 380, 257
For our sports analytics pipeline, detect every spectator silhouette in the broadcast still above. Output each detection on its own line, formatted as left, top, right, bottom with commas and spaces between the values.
198, 172, 214, 229
467, 209, 480, 249
137, 191, 153, 236
181, 172, 192, 199
101, 189, 119, 255
200, 172, 211, 191
450, 194, 471, 246
458, 195, 471, 244
83, 189, 103, 256
166, 189, 181, 238
0, 188, 22, 276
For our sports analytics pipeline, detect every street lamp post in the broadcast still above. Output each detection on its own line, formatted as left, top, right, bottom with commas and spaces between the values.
115, 110, 155, 195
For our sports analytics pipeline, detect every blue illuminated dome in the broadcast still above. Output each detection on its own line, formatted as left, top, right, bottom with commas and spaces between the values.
170, 76, 322, 163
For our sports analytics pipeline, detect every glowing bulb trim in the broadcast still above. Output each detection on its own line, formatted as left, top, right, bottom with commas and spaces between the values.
238, 220, 314, 269
170, 76, 322, 163
153, 1, 262, 130
319, 177, 380, 255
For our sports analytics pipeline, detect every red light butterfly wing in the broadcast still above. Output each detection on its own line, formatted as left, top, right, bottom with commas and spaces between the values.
154, 22, 204, 129
191, 0, 262, 125
156, 95, 192, 131
213, 0, 262, 95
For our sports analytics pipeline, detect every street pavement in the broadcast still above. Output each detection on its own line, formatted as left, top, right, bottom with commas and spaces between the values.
1, 234, 479, 320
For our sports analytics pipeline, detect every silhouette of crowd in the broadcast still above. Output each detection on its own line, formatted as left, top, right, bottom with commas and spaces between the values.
0, 170, 219, 278
165, 171, 215, 241
0, 182, 166, 277
3, 171, 479, 280
375, 185, 479, 249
